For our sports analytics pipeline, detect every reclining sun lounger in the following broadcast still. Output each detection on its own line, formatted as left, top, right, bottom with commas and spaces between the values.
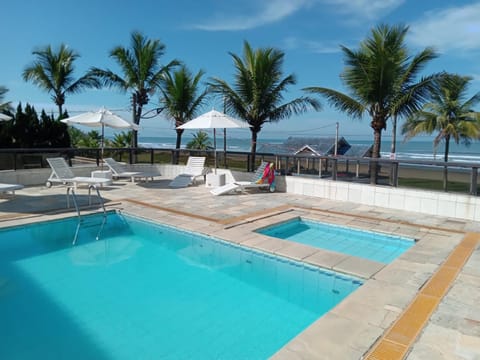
46, 157, 111, 189
104, 157, 160, 182
0, 183, 24, 196
168, 156, 209, 188
210, 161, 276, 196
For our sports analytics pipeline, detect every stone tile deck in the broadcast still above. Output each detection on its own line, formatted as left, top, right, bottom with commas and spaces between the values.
0, 178, 479, 359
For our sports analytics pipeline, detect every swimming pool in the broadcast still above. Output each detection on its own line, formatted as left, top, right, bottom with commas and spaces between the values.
257, 217, 415, 264
0, 212, 362, 359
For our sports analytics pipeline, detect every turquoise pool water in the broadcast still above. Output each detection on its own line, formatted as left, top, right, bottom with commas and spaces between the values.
257, 218, 414, 264
0, 213, 362, 359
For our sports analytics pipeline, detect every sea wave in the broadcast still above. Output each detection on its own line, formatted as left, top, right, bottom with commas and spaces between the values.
381, 151, 480, 163
138, 136, 480, 163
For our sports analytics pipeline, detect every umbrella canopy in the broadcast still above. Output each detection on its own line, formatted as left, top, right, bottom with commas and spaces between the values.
0, 113, 12, 121
177, 109, 250, 173
177, 109, 250, 130
61, 108, 138, 168
61, 108, 138, 130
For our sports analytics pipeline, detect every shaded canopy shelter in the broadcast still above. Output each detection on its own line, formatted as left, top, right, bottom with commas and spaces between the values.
177, 109, 250, 173
61, 108, 139, 167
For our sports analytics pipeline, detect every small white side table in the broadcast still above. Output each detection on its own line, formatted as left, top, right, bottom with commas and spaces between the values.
205, 173, 225, 188
91, 170, 113, 186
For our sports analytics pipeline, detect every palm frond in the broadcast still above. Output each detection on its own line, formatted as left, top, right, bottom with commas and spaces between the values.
88, 68, 128, 91
304, 87, 364, 119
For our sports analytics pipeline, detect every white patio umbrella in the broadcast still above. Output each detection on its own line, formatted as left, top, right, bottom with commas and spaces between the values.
61, 108, 139, 167
177, 109, 250, 173
0, 113, 12, 121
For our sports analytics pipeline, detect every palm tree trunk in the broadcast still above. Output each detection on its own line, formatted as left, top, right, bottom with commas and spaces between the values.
391, 115, 397, 156
443, 135, 450, 191
250, 130, 258, 172
390, 114, 398, 185
174, 129, 184, 164
131, 96, 137, 149
370, 128, 382, 184
133, 106, 141, 149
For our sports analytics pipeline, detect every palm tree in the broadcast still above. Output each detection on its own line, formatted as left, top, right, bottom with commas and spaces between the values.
0, 86, 12, 113
110, 131, 132, 148
402, 74, 480, 188
76, 130, 101, 148
186, 130, 212, 150
304, 24, 439, 183
23, 44, 100, 117
209, 41, 321, 170
89, 31, 179, 148
108, 131, 132, 161
159, 65, 209, 163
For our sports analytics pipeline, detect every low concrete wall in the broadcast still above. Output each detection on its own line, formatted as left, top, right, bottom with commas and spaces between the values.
0, 165, 100, 186
284, 175, 480, 221
3, 167, 479, 221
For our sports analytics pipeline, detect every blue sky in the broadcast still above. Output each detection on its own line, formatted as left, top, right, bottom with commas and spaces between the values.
2, 0, 480, 141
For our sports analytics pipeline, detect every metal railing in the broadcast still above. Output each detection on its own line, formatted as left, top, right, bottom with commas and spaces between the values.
1, 147, 479, 195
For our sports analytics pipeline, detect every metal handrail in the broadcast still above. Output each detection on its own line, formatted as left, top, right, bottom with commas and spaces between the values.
91, 185, 107, 241
67, 185, 107, 245
67, 187, 82, 245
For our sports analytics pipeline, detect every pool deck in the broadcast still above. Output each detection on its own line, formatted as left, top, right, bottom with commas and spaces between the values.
1, 178, 479, 359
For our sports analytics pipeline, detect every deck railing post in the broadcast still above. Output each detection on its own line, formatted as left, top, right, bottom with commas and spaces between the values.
332, 158, 337, 180
392, 161, 399, 187
443, 164, 449, 192
470, 167, 478, 195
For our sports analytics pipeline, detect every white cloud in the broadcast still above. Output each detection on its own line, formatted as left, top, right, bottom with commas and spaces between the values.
190, 0, 403, 32
320, 0, 405, 21
192, 0, 312, 31
284, 36, 341, 54
409, 3, 480, 53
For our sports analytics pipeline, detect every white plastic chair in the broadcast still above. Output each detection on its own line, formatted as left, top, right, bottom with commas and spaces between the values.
46, 157, 111, 189
210, 162, 275, 195
168, 157, 208, 188
104, 157, 160, 182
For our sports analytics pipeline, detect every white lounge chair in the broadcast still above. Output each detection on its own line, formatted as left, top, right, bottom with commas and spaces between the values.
46, 157, 111, 189
0, 183, 24, 196
210, 161, 275, 196
168, 156, 209, 188
104, 157, 160, 182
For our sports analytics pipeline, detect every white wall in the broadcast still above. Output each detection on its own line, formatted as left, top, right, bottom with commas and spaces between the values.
284, 176, 480, 221
3, 166, 479, 221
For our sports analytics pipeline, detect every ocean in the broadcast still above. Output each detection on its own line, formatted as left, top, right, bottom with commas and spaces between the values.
138, 136, 480, 163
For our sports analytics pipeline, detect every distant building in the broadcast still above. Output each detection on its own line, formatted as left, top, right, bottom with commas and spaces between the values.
258, 136, 372, 157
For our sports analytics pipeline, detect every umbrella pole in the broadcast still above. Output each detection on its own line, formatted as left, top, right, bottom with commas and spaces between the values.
213, 128, 217, 174
101, 124, 104, 170
223, 128, 227, 168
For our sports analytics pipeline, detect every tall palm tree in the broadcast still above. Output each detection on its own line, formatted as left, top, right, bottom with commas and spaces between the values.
158, 65, 209, 162
23, 44, 99, 117
89, 31, 178, 148
304, 24, 439, 183
209, 41, 321, 170
402, 74, 480, 188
